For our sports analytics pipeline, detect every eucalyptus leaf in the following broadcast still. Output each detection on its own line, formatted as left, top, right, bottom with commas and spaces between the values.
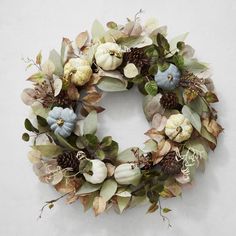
188, 96, 209, 115
143, 139, 157, 153
49, 49, 63, 76
182, 105, 201, 132
168, 33, 189, 57
117, 147, 138, 163
32, 144, 62, 157
55, 134, 78, 151
91, 20, 105, 40
76, 182, 101, 195
100, 179, 117, 202
144, 81, 158, 96
97, 77, 127, 92
22, 133, 30, 142
117, 196, 131, 213
185, 140, 208, 160
83, 111, 97, 135
200, 127, 217, 145
184, 58, 208, 73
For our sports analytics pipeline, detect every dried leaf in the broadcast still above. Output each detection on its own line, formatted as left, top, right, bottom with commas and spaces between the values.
106, 163, 115, 177
55, 177, 81, 194
145, 128, 165, 143
27, 72, 44, 84
182, 105, 201, 132
36, 51, 42, 65
91, 20, 105, 40
204, 91, 219, 103
146, 203, 159, 214
83, 92, 102, 104
41, 60, 55, 77
123, 21, 142, 36
117, 196, 131, 213
53, 77, 62, 96
93, 196, 106, 216
27, 149, 42, 164
202, 118, 223, 137
21, 88, 36, 106
32, 144, 62, 157
67, 84, 80, 100
76, 31, 89, 49
151, 113, 167, 131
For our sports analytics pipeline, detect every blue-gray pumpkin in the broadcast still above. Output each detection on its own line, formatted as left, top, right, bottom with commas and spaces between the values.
47, 107, 77, 138
154, 64, 181, 90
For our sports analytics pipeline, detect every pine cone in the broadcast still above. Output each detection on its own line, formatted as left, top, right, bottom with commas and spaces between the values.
53, 91, 77, 108
159, 151, 182, 175
160, 92, 178, 109
123, 47, 150, 75
57, 151, 86, 172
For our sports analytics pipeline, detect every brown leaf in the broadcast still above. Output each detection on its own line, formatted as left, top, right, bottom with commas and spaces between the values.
67, 84, 80, 100
54, 177, 81, 194
151, 113, 167, 132
145, 128, 165, 143
202, 118, 223, 137
88, 74, 102, 85
82, 103, 105, 114
183, 88, 198, 103
93, 196, 106, 216
146, 203, 159, 214
204, 91, 219, 103
66, 193, 79, 204
83, 92, 102, 104
75, 31, 89, 49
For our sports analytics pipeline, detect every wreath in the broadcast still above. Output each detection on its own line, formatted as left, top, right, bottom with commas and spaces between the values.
21, 12, 223, 222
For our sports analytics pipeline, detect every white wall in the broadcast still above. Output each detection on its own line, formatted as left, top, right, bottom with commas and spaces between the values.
0, 0, 235, 235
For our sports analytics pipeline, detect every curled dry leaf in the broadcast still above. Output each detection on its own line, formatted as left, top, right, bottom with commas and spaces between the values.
145, 128, 165, 143
76, 31, 89, 49
124, 63, 139, 78
55, 177, 81, 194
83, 92, 102, 104
66, 192, 80, 204
41, 60, 55, 77
151, 113, 167, 132
175, 173, 191, 185
202, 118, 223, 137
93, 196, 106, 216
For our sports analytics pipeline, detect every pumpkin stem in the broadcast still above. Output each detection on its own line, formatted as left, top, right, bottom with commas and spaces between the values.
56, 118, 64, 126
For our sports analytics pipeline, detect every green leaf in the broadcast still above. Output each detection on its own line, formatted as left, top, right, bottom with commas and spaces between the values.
76, 182, 101, 195
32, 144, 62, 157
36, 115, 48, 127
102, 140, 119, 159
55, 134, 78, 151
36, 51, 42, 65
168, 33, 189, 56
184, 58, 208, 73
100, 179, 117, 202
117, 147, 138, 163
163, 208, 172, 213
200, 127, 217, 145
95, 149, 105, 160
148, 64, 158, 76
117, 196, 131, 213
91, 20, 105, 40
79, 159, 92, 173
24, 119, 39, 133
27, 72, 44, 84
156, 33, 170, 51
100, 136, 113, 148
188, 96, 209, 116
84, 134, 100, 149
171, 54, 184, 69
144, 81, 158, 96
83, 111, 97, 135
22, 133, 30, 142
106, 21, 118, 29
97, 76, 127, 92
49, 49, 63, 76
182, 105, 201, 132
117, 36, 145, 48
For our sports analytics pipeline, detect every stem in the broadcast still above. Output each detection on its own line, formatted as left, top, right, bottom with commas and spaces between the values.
158, 199, 172, 228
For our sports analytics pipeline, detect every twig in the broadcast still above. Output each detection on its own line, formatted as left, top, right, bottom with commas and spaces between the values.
158, 199, 172, 228
37, 193, 69, 220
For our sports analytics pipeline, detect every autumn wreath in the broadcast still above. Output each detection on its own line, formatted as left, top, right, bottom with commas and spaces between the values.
21, 12, 223, 222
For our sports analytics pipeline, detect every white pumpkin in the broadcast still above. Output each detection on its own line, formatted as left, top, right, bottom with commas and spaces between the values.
95, 42, 123, 70
114, 163, 142, 186
83, 159, 107, 184
64, 58, 92, 86
165, 114, 193, 143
